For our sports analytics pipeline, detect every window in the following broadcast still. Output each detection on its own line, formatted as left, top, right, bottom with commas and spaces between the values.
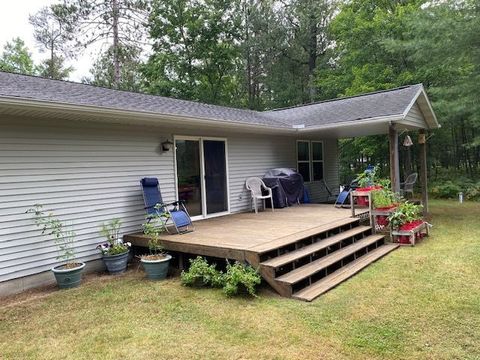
296, 140, 324, 182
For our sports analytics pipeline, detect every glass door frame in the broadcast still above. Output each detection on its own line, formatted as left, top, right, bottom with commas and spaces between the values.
173, 135, 230, 220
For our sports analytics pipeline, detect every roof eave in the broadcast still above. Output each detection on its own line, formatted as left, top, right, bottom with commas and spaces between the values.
297, 114, 405, 133
0, 96, 293, 134
402, 85, 440, 129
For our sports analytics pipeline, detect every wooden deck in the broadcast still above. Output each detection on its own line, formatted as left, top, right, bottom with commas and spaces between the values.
125, 204, 398, 301
124, 204, 362, 262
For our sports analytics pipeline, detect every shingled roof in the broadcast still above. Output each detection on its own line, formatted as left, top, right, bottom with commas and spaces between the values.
263, 85, 423, 127
0, 71, 438, 131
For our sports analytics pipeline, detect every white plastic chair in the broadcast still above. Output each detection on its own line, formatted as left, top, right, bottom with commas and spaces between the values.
400, 173, 418, 197
245, 177, 274, 213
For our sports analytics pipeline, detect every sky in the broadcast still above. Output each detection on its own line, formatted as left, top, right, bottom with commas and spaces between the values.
0, 1, 100, 81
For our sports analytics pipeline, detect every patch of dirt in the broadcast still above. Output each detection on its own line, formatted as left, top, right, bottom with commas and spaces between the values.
0, 269, 138, 308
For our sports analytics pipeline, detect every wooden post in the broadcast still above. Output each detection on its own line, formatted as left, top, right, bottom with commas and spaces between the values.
389, 125, 400, 193
419, 129, 429, 214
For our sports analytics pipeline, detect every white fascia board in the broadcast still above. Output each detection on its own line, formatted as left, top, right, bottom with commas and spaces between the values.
296, 114, 405, 133
401, 85, 440, 129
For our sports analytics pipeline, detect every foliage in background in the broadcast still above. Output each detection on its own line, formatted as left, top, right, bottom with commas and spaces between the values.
60, 0, 149, 89
181, 256, 224, 288
26, 204, 77, 265
223, 261, 261, 297
29, 5, 75, 80
83, 45, 144, 91
0, 38, 36, 75
144, 0, 242, 105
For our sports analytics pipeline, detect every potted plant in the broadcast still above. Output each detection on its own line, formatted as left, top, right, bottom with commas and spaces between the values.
97, 219, 131, 274
388, 201, 424, 244
371, 186, 400, 226
354, 166, 382, 206
27, 204, 85, 289
140, 207, 172, 280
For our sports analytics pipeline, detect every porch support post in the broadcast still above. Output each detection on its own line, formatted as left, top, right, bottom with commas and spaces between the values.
419, 129, 429, 214
389, 124, 400, 193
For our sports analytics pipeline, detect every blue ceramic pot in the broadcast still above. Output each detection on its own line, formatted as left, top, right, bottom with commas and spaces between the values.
141, 254, 172, 280
102, 251, 129, 274
51, 262, 85, 289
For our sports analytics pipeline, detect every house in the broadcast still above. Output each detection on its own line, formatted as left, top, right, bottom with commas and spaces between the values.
0, 71, 439, 297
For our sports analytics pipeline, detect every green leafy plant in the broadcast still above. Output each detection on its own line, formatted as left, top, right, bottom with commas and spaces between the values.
26, 204, 78, 267
97, 219, 130, 256
388, 201, 423, 230
356, 166, 378, 188
465, 182, 480, 201
223, 262, 261, 297
371, 187, 400, 209
141, 204, 169, 260
376, 178, 391, 189
430, 181, 462, 199
181, 257, 224, 288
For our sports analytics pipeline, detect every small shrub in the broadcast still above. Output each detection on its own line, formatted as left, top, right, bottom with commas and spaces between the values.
223, 262, 261, 297
430, 181, 462, 199
465, 182, 480, 201
181, 257, 224, 288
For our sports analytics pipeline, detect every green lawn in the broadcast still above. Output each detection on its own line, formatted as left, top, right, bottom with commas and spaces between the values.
1, 200, 479, 360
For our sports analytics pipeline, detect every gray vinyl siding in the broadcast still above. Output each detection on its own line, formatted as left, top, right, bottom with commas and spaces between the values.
228, 135, 296, 213
402, 103, 427, 128
0, 116, 338, 283
0, 118, 177, 282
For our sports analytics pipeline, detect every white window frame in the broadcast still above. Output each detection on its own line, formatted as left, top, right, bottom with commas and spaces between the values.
173, 135, 230, 220
296, 140, 324, 183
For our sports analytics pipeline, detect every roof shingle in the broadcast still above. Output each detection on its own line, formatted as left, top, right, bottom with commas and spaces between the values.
0, 71, 423, 129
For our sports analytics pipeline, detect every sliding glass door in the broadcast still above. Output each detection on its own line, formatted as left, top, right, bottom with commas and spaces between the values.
203, 140, 228, 215
175, 139, 203, 217
175, 137, 229, 219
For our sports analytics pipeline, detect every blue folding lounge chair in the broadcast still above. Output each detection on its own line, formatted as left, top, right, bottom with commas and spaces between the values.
335, 186, 351, 208
140, 177, 194, 234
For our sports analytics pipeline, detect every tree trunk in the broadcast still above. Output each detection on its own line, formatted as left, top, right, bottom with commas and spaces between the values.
50, 40, 55, 79
112, 0, 120, 88
307, 14, 317, 102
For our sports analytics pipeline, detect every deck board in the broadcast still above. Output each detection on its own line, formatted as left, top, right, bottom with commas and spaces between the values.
124, 204, 366, 261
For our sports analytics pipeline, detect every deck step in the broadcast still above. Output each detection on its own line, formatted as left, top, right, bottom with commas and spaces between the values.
276, 234, 385, 285
250, 217, 360, 254
261, 225, 372, 269
292, 244, 399, 301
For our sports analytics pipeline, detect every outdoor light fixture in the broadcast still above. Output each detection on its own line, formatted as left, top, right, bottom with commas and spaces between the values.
161, 139, 174, 152
403, 135, 414, 147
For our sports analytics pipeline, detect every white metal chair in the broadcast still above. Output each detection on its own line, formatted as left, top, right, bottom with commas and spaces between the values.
245, 177, 274, 214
